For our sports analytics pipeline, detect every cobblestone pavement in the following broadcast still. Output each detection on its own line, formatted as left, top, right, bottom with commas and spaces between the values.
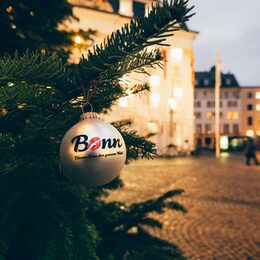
108, 154, 260, 259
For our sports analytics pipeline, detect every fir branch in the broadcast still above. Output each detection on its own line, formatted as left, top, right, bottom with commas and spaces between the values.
79, 0, 194, 83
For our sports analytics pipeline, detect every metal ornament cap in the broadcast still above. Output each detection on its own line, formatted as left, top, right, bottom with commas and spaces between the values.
60, 115, 126, 187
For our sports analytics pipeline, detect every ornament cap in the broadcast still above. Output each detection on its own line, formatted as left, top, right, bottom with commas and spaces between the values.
80, 112, 98, 121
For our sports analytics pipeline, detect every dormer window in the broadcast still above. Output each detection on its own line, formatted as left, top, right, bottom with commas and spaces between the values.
226, 78, 231, 85
204, 79, 209, 86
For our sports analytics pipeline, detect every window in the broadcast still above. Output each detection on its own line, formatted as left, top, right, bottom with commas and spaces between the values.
247, 92, 253, 98
233, 124, 239, 134
256, 92, 260, 99
220, 112, 223, 118
226, 112, 239, 120
205, 124, 212, 133
195, 101, 201, 108
203, 91, 207, 97
196, 124, 202, 134
206, 112, 214, 119
195, 79, 199, 86
194, 91, 198, 99
256, 104, 260, 111
223, 124, 230, 134
247, 116, 253, 126
247, 104, 253, 111
207, 101, 215, 108
233, 91, 240, 99
226, 78, 231, 85
220, 101, 223, 108
224, 92, 229, 99
195, 112, 201, 119
204, 79, 209, 86
228, 101, 238, 107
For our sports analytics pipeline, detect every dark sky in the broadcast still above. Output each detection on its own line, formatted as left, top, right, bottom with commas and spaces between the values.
188, 0, 260, 86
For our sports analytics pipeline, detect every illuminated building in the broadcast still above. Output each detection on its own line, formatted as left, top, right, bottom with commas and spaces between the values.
68, 0, 198, 155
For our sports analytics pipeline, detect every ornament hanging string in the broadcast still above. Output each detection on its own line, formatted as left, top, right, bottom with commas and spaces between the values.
80, 79, 99, 113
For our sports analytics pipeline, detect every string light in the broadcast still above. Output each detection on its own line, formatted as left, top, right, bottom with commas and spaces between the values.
6, 6, 13, 13
74, 35, 83, 44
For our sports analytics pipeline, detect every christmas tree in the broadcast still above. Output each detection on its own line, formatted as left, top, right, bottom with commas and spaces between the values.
0, 1, 194, 259
0, 0, 94, 59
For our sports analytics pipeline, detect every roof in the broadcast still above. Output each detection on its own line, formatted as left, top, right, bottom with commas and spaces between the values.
195, 66, 240, 88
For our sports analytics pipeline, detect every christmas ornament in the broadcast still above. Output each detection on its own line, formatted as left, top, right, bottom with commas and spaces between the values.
60, 112, 126, 187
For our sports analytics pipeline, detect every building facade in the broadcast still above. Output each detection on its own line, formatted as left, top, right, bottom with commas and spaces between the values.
194, 67, 241, 149
240, 87, 260, 145
68, 0, 198, 154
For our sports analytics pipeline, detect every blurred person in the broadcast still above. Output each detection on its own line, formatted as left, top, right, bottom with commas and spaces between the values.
245, 138, 259, 166
183, 139, 191, 156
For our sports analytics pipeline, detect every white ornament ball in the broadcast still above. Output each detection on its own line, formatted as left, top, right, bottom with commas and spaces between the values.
60, 112, 126, 186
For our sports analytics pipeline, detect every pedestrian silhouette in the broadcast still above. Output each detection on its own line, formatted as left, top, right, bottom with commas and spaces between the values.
245, 137, 259, 166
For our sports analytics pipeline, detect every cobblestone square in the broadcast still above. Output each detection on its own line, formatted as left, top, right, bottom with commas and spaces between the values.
108, 155, 260, 259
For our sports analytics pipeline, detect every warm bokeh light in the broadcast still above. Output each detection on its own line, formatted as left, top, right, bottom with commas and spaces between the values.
220, 136, 229, 150
74, 35, 83, 44
246, 129, 254, 137
118, 97, 128, 107
147, 121, 159, 134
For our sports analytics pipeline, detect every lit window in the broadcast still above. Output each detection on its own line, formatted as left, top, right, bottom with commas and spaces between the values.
147, 121, 159, 134
170, 48, 183, 62
256, 104, 260, 111
118, 97, 128, 107
168, 98, 177, 110
149, 75, 160, 87
246, 130, 254, 137
206, 112, 214, 119
150, 92, 160, 107
256, 130, 260, 136
173, 87, 183, 98
256, 92, 260, 99
233, 112, 239, 119
226, 112, 239, 120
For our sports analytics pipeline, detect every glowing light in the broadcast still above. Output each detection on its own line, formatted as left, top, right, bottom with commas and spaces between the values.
17, 103, 27, 109
0, 108, 8, 115
168, 98, 177, 110
10, 24, 16, 29
170, 48, 183, 62
150, 92, 160, 107
147, 121, 159, 134
256, 130, 260, 136
6, 6, 13, 13
118, 97, 128, 107
256, 92, 260, 99
173, 87, 183, 98
246, 130, 254, 137
220, 152, 230, 158
256, 104, 260, 111
220, 136, 229, 150
74, 35, 83, 44
149, 75, 160, 87
41, 49, 46, 55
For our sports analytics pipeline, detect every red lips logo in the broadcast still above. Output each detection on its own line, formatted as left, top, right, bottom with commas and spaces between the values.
88, 137, 101, 150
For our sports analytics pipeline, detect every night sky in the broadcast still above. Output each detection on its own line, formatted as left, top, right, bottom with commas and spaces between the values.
188, 0, 260, 86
